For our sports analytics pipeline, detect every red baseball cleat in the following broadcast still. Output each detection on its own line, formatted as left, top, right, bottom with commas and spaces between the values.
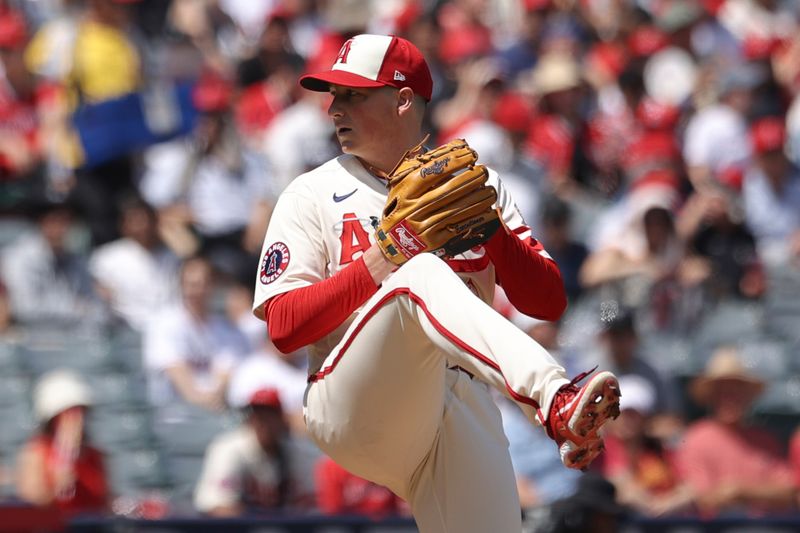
543, 369, 621, 470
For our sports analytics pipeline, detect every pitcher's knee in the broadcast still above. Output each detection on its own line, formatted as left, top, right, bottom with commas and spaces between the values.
400, 253, 452, 276
385, 253, 463, 293
383, 253, 464, 294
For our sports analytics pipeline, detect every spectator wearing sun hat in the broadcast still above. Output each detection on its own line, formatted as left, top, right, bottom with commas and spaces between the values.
741, 116, 800, 267
524, 51, 584, 185
15, 369, 109, 516
677, 346, 796, 517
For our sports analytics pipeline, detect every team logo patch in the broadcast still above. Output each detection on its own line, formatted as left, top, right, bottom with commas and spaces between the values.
260, 242, 290, 285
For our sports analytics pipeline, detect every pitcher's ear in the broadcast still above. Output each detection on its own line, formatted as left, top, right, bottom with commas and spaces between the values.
397, 87, 415, 110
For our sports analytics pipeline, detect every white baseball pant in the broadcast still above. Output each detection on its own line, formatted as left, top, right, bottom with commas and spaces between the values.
304, 253, 570, 532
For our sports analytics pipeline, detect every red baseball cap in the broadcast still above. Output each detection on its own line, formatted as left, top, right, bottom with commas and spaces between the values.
299, 34, 433, 101
717, 165, 745, 191
492, 91, 535, 134
192, 72, 233, 113
627, 26, 669, 58
438, 26, 493, 66
587, 42, 628, 79
750, 116, 786, 154
248, 387, 283, 410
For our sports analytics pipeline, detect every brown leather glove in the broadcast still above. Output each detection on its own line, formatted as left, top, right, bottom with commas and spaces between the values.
373, 139, 501, 266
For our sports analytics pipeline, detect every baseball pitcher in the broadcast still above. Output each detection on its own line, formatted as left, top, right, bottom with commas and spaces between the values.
253, 34, 620, 532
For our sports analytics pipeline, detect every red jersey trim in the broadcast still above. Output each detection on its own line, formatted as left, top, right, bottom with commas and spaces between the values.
307, 287, 541, 410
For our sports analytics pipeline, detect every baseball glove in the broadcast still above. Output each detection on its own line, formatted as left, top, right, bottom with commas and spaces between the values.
373, 138, 501, 266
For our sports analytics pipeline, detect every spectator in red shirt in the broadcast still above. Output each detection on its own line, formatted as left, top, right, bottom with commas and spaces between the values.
0, 8, 58, 206
0, 10, 36, 175
15, 370, 109, 516
677, 346, 796, 517
316, 456, 407, 518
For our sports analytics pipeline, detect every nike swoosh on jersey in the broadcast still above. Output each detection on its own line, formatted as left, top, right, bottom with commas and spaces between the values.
333, 189, 358, 202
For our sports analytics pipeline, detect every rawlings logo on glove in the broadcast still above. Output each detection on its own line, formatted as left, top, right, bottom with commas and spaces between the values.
373, 138, 501, 266
420, 158, 450, 177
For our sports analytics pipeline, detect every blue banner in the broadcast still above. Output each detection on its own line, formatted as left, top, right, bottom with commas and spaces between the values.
72, 82, 198, 169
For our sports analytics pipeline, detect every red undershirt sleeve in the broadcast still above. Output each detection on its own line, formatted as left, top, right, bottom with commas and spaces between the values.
265, 257, 378, 354
483, 228, 567, 321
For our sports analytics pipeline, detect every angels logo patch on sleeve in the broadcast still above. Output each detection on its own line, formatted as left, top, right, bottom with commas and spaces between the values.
260, 242, 291, 284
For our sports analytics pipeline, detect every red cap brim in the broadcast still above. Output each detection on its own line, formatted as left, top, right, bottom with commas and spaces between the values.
299, 70, 387, 93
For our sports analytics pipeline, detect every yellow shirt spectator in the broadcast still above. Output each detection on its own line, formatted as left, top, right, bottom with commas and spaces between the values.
24, 18, 141, 168
26, 19, 140, 105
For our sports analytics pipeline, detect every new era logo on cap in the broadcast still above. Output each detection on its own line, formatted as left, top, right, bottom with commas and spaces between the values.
299, 34, 433, 101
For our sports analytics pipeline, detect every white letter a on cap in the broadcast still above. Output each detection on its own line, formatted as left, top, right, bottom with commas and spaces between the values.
393, 70, 406, 81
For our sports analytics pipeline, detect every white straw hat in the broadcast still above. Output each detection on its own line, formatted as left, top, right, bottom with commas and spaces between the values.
689, 346, 765, 406
33, 369, 93, 424
531, 52, 581, 96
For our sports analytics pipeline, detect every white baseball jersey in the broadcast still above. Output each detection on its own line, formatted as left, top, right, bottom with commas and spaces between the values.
253, 153, 534, 375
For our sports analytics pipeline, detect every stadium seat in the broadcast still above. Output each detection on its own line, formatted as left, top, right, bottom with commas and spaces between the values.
88, 406, 157, 451
153, 404, 239, 457
106, 448, 170, 494
87, 371, 149, 408
0, 404, 35, 458
18, 325, 116, 375
0, 340, 24, 373
736, 337, 790, 381
763, 264, 800, 344
164, 454, 206, 506
108, 324, 145, 373
0, 373, 31, 408
640, 333, 695, 377
692, 301, 764, 350
754, 375, 800, 415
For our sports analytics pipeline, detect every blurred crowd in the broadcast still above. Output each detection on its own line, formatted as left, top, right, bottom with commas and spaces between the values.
1, 0, 800, 528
